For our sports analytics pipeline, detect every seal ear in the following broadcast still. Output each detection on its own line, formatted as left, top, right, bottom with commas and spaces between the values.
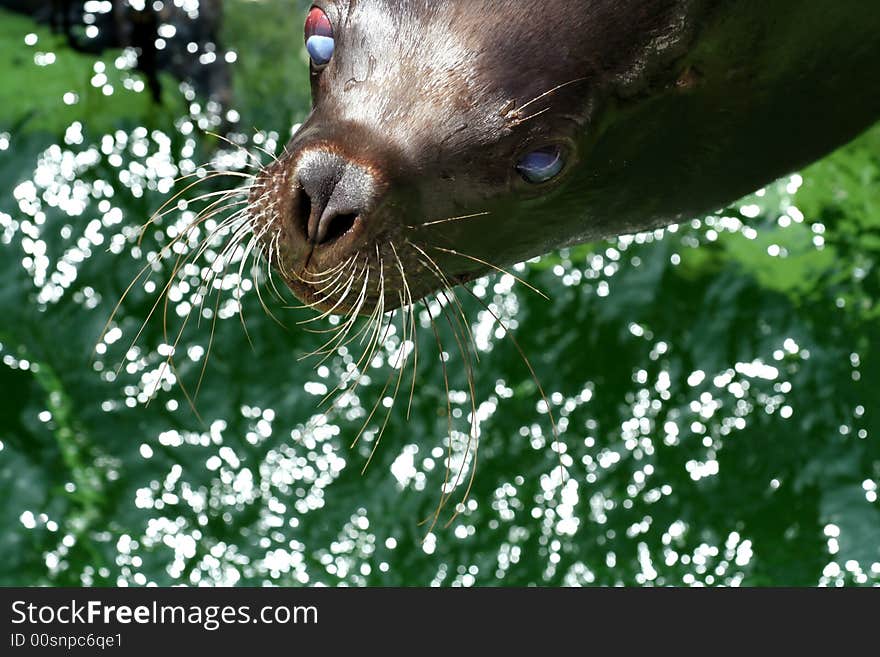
305, 6, 335, 68
516, 146, 565, 184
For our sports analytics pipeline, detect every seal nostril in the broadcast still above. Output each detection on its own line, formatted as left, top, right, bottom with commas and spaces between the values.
319, 213, 357, 245
297, 189, 312, 240
295, 150, 375, 247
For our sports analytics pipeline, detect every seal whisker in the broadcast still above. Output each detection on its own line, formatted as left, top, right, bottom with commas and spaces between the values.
193, 274, 225, 401
297, 256, 354, 281
145, 185, 252, 234
303, 266, 373, 406
230, 231, 268, 349
263, 230, 289, 303
169, 168, 256, 187
184, 211, 263, 373
318, 261, 371, 351
312, 264, 381, 361
297, 262, 370, 361
98, 190, 253, 351
507, 76, 588, 118
417, 297, 456, 538
184, 202, 256, 297
148, 280, 207, 422
309, 255, 358, 287
288, 256, 355, 286
153, 188, 257, 301
510, 106, 552, 126
247, 231, 286, 330
393, 287, 414, 414
460, 285, 567, 484
356, 249, 386, 350
356, 291, 411, 474
407, 211, 490, 229
108, 133, 273, 420
267, 229, 294, 302
303, 259, 369, 352
433, 289, 480, 529
137, 172, 257, 247
318, 255, 388, 409
390, 242, 419, 419
289, 255, 357, 312
407, 241, 480, 361
290, 272, 355, 317
143, 213, 236, 418
189, 209, 255, 338
203, 130, 274, 170
403, 285, 478, 529
108, 202, 251, 378
187, 210, 267, 400
382, 258, 418, 425
266, 209, 297, 283
429, 245, 550, 300
295, 257, 364, 324
346, 277, 393, 420
200, 211, 261, 299
330, 254, 391, 417
237, 214, 280, 306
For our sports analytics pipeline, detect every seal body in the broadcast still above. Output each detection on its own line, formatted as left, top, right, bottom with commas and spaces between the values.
249, 0, 880, 313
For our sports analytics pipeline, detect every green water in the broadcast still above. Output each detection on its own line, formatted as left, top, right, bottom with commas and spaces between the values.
0, 3, 877, 587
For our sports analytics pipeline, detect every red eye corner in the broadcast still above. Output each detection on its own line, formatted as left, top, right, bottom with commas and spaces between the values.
305, 6, 333, 41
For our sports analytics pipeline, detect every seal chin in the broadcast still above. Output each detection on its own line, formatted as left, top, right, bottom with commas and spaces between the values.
277, 239, 456, 317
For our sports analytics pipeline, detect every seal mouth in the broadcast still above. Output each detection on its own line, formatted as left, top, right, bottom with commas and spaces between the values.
275, 236, 474, 318
299, 213, 364, 274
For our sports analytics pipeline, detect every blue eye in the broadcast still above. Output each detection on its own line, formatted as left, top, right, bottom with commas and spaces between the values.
305, 7, 335, 67
516, 146, 565, 184
306, 36, 335, 66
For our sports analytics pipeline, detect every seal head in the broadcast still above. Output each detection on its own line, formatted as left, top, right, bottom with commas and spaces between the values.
249, 0, 880, 314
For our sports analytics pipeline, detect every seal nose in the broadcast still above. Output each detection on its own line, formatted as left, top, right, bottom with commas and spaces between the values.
294, 151, 375, 246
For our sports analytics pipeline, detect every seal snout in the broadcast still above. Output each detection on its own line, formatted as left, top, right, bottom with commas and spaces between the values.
293, 149, 377, 247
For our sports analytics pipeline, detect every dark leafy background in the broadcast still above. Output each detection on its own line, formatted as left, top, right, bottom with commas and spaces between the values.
0, 2, 878, 587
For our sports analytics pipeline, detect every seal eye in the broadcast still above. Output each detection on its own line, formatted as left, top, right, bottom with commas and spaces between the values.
305, 6, 334, 67
516, 146, 565, 184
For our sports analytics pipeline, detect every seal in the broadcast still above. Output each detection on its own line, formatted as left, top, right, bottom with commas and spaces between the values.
248, 0, 880, 315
